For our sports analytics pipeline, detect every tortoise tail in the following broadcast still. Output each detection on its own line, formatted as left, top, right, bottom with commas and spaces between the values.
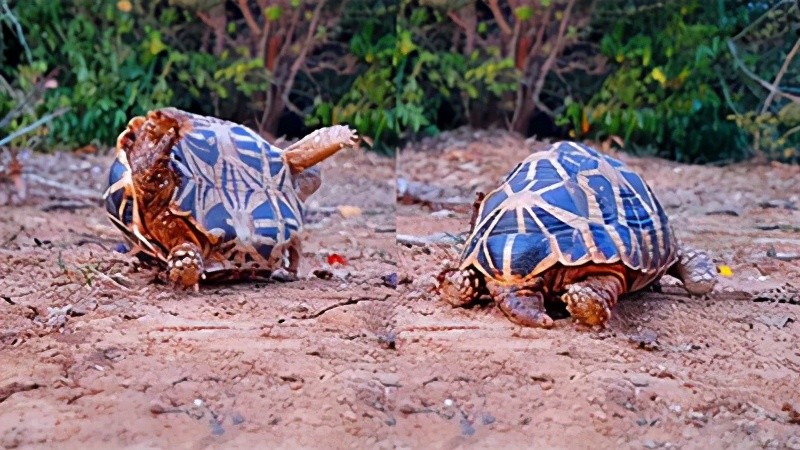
283, 125, 359, 174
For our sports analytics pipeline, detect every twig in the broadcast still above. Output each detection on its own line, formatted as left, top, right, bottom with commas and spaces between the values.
397, 233, 463, 247
234, 0, 262, 38
0, 107, 70, 147
728, 40, 800, 104
529, 0, 576, 116
485, 0, 512, 36
23, 173, 102, 201
0, 0, 32, 63
761, 36, 800, 114
730, 0, 793, 42
280, 1, 326, 116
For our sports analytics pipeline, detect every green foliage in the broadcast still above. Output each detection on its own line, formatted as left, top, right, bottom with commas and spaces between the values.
2, 0, 797, 163
307, 0, 515, 154
730, 104, 800, 163
2, 0, 264, 149
562, 1, 752, 163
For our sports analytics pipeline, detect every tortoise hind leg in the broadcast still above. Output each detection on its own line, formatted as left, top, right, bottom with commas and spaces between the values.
283, 125, 359, 174
486, 280, 554, 328
562, 275, 623, 328
271, 239, 301, 283
167, 242, 205, 292
668, 245, 717, 295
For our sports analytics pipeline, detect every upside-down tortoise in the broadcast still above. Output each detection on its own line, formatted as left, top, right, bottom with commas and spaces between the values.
102, 107, 358, 291
438, 141, 717, 328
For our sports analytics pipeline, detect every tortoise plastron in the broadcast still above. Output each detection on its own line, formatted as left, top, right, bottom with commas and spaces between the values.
102, 108, 358, 291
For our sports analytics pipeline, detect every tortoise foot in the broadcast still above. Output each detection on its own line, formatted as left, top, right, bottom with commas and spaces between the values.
670, 246, 717, 296
562, 276, 623, 328
438, 267, 483, 307
271, 268, 297, 283
488, 282, 554, 328
167, 243, 205, 291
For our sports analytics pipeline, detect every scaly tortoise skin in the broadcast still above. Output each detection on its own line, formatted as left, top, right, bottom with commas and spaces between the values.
102, 107, 358, 291
438, 141, 717, 328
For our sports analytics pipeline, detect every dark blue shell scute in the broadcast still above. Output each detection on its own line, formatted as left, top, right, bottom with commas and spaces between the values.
588, 222, 620, 260
509, 233, 550, 276
540, 181, 590, 218
105, 158, 134, 227
182, 127, 220, 166
205, 203, 236, 242
586, 174, 617, 224
481, 189, 508, 219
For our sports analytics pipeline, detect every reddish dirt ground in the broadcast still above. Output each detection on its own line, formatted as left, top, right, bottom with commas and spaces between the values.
2, 128, 800, 449
1, 146, 398, 448
395, 129, 800, 449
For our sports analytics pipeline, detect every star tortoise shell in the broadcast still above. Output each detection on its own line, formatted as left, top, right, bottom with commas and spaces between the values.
439, 141, 717, 329
103, 107, 358, 290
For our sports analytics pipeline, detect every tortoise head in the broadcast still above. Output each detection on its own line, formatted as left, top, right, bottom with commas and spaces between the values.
292, 165, 322, 202
281, 125, 359, 202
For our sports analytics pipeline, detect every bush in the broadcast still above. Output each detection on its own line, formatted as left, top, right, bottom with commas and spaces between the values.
560, 1, 753, 163
307, 0, 517, 154
2, 0, 265, 149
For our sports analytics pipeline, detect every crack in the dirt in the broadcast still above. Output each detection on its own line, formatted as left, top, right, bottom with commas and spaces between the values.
291, 294, 391, 320
0, 382, 41, 403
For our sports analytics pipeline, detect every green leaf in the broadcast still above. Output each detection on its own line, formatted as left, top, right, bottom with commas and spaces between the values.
514, 6, 533, 21
265, 6, 283, 22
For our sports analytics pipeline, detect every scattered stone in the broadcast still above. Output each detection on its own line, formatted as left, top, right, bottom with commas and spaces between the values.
643, 439, 659, 449
231, 413, 245, 425
630, 374, 651, 387
786, 435, 800, 450
460, 417, 476, 436
629, 329, 659, 350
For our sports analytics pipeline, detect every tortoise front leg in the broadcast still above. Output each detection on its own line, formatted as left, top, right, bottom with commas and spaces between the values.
562, 275, 623, 328
438, 267, 485, 307
486, 280, 554, 328
166, 242, 205, 292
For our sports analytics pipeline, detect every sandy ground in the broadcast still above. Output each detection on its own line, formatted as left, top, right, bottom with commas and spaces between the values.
395, 129, 800, 449
0, 146, 398, 449
1, 127, 799, 449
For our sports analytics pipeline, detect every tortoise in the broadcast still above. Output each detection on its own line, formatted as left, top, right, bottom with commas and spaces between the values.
438, 141, 717, 328
102, 107, 358, 291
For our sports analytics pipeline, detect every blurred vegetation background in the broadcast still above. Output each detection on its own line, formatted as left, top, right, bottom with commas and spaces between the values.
1, 0, 798, 161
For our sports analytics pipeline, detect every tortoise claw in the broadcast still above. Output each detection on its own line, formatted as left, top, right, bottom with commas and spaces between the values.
487, 281, 554, 328
167, 243, 205, 291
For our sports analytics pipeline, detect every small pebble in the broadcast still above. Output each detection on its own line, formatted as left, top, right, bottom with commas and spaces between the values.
786, 435, 800, 450
194, 399, 203, 407
630, 374, 650, 387
444, 399, 454, 407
